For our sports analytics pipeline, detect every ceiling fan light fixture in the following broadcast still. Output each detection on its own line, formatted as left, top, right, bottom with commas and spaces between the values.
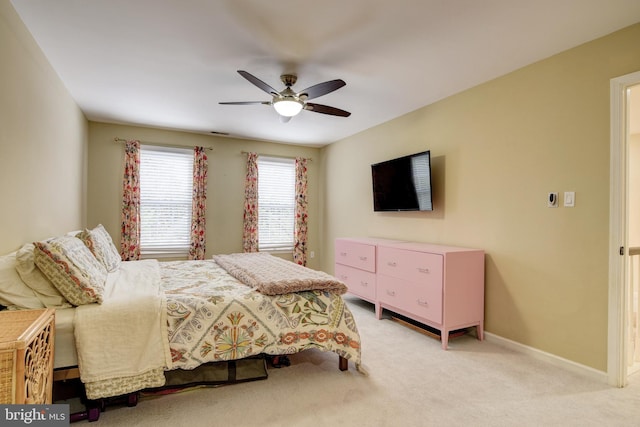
273, 98, 303, 117
221, 70, 350, 119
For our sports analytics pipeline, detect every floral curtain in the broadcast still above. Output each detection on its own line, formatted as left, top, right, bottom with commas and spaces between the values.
242, 152, 259, 253
188, 147, 208, 260
120, 140, 141, 261
293, 157, 308, 266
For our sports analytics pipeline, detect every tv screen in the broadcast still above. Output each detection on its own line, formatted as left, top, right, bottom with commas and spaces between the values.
371, 151, 433, 212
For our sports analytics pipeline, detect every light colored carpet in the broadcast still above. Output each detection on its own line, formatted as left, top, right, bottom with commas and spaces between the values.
91, 296, 640, 426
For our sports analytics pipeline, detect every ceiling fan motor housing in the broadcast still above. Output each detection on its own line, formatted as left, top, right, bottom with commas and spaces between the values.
281, 74, 297, 87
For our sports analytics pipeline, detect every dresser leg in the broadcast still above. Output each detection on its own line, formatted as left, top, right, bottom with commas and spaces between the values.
441, 330, 449, 350
375, 303, 382, 319
477, 322, 484, 341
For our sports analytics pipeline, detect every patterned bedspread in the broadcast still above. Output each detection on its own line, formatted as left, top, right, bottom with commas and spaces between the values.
161, 260, 361, 370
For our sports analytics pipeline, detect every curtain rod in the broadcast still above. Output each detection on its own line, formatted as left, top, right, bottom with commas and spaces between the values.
114, 137, 213, 151
241, 150, 312, 162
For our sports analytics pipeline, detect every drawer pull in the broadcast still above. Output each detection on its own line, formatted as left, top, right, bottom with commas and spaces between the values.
387, 261, 397, 267
359, 256, 368, 261
417, 267, 430, 274
340, 252, 347, 257
339, 275, 348, 280
360, 281, 368, 287
417, 299, 429, 307
386, 290, 396, 297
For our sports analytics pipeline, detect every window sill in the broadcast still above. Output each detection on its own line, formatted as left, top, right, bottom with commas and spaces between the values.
258, 249, 293, 255
141, 251, 189, 260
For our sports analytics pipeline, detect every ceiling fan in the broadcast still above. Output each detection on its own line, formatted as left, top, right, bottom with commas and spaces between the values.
219, 70, 351, 122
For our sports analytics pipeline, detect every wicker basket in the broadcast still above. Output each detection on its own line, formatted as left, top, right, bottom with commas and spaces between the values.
0, 309, 55, 404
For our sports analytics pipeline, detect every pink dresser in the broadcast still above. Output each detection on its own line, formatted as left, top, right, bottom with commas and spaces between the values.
335, 238, 485, 350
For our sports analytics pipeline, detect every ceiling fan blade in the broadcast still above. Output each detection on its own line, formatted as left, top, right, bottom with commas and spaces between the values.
304, 103, 351, 117
237, 70, 280, 96
298, 79, 346, 100
219, 101, 271, 105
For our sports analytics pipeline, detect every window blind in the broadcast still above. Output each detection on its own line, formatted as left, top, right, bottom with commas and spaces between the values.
411, 155, 432, 211
257, 156, 295, 251
139, 145, 193, 257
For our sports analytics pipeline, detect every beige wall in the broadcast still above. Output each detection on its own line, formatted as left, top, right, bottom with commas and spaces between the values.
321, 23, 640, 371
87, 122, 323, 269
0, 1, 88, 254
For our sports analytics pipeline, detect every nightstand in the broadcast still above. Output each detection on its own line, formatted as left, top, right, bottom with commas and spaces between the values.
0, 308, 55, 404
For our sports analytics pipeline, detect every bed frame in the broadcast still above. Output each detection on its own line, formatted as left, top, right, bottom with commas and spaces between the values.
54, 355, 349, 422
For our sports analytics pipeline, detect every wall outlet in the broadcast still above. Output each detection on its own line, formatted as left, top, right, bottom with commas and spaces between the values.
310, 251, 315, 258
547, 192, 558, 208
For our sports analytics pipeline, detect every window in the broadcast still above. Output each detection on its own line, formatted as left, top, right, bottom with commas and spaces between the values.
139, 145, 193, 258
257, 156, 295, 251
410, 154, 433, 211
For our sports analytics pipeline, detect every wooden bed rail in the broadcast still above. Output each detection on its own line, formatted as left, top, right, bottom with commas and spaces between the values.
53, 367, 80, 381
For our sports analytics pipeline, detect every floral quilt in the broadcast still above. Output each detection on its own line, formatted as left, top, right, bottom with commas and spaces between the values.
161, 260, 361, 370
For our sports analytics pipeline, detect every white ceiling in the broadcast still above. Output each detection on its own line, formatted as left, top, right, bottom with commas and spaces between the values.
10, 0, 640, 146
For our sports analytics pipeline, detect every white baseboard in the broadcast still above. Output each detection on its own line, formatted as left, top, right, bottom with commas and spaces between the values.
484, 332, 608, 383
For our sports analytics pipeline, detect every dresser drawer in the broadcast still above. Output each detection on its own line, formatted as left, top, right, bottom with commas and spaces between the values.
377, 274, 442, 323
377, 247, 443, 284
335, 263, 376, 300
335, 240, 376, 272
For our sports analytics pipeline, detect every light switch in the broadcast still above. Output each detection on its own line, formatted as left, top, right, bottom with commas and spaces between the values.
564, 191, 575, 207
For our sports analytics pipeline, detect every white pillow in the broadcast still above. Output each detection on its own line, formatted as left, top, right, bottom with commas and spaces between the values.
15, 243, 70, 308
33, 236, 107, 306
0, 251, 44, 309
76, 224, 121, 272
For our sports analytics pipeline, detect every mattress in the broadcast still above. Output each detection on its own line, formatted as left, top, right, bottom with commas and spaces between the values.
53, 307, 77, 369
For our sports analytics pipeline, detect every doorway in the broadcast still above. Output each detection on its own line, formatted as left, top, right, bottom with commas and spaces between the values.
608, 71, 640, 387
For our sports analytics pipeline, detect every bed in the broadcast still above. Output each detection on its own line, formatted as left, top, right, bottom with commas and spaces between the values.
0, 225, 362, 411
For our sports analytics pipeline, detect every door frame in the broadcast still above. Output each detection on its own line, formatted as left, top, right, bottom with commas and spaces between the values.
609, 70, 640, 387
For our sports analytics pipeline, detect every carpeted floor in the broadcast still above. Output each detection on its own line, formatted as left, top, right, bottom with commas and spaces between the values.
87, 296, 640, 426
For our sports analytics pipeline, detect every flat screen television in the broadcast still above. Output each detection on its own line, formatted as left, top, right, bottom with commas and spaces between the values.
371, 151, 433, 212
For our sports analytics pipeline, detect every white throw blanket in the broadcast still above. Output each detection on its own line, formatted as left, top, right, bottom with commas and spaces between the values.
74, 259, 172, 399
